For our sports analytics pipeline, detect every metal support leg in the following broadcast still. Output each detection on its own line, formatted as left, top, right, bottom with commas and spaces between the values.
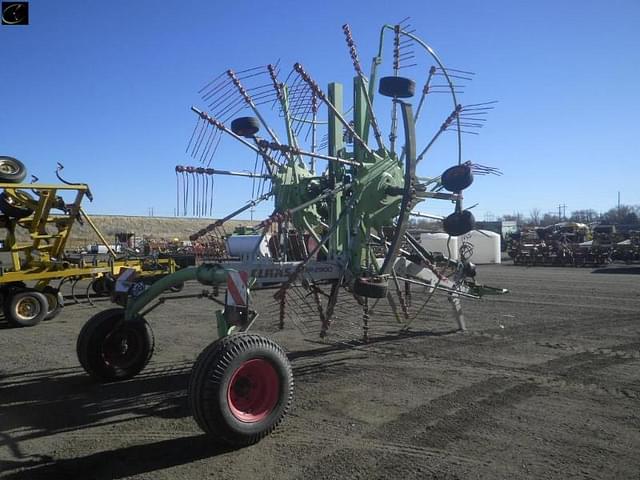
449, 294, 466, 331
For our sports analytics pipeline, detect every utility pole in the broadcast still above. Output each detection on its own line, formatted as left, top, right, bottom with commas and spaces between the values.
557, 204, 567, 221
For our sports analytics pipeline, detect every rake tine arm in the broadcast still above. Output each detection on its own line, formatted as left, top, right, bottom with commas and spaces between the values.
189, 192, 272, 242
190, 107, 279, 171
227, 69, 284, 148
294, 63, 375, 158
257, 140, 362, 167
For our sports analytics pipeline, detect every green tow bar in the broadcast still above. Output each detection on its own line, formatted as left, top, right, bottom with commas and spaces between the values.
124, 264, 230, 321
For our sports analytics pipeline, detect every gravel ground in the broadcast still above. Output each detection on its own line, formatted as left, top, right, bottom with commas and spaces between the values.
1, 262, 639, 479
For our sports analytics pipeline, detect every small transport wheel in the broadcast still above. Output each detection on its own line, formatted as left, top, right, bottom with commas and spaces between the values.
353, 276, 388, 298
0, 190, 35, 218
42, 286, 64, 320
77, 308, 154, 382
3, 290, 48, 327
231, 117, 260, 138
378, 76, 416, 98
441, 164, 474, 192
443, 210, 476, 237
188, 333, 294, 446
0, 156, 27, 183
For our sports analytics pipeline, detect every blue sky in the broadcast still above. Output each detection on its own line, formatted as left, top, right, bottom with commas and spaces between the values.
1, 0, 638, 221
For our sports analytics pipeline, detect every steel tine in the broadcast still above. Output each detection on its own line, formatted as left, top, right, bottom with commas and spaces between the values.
193, 123, 211, 159
200, 78, 232, 102
237, 70, 269, 81
220, 103, 248, 124
211, 94, 244, 117
201, 127, 219, 165
185, 171, 190, 215
198, 71, 226, 94
71, 278, 80, 305
447, 129, 480, 135
203, 171, 208, 216
247, 82, 276, 92
204, 174, 209, 217
398, 53, 416, 61
201, 171, 206, 216
176, 167, 180, 216
209, 177, 214, 216
185, 118, 201, 153
234, 65, 267, 75
198, 127, 216, 164
192, 172, 197, 216
190, 120, 207, 157
205, 86, 238, 108
206, 131, 224, 167
195, 172, 200, 215
197, 170, 203, 216
202, 79, 235, 103
85, 280, 95, 307
435, 72, 474, 81
440, 67, 476, 75
464, 100, 499, 108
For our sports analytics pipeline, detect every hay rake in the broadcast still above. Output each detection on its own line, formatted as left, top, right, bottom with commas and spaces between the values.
78, 20, 506, 446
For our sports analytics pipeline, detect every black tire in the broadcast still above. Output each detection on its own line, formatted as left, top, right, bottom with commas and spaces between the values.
0, 191, 35, 218
42, 286, 64, 320
378, 76, 416, 98
0, 156, 27, 183
231, 117, 260, 138
441, 164, 474, 192
3, 290, 48, 327
77, 308, 154, 382
188, 333, 294, 446
353, 277, 388, 298
443, 210, 476, 237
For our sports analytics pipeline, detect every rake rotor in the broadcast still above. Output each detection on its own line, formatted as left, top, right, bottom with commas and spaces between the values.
172, 20, 505, 339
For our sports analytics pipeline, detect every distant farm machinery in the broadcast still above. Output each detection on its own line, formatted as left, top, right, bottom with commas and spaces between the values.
508, 222, 639, 267
77, 21, 506, 446
0, 157, 176, 327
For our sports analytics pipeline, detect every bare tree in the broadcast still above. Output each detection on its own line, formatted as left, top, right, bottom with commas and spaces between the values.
570, 209, 599, 223
529, 208, 541, 226
601, 204, 639, 224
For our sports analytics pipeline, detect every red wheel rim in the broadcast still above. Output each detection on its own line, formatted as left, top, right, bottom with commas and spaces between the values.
227, 358, 280, 423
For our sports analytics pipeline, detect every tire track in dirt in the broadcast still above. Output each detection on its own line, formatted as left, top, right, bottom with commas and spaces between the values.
271, 422, 483, 479
485, 297, 639, 313
368, 340, 640, 449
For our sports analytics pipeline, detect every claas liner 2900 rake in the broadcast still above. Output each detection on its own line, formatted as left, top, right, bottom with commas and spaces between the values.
77, 21, 507, 446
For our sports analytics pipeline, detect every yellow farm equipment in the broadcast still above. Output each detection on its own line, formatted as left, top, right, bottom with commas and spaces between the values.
0, 157, 176, 327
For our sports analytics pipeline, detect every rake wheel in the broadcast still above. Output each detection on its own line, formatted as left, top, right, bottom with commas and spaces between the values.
171, 21, 503, 337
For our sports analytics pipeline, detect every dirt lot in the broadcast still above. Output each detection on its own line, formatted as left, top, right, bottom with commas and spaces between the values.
1, 262, 639, 479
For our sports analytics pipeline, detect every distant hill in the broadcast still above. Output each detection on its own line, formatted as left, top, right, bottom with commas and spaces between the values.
11, 215, 258, 248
